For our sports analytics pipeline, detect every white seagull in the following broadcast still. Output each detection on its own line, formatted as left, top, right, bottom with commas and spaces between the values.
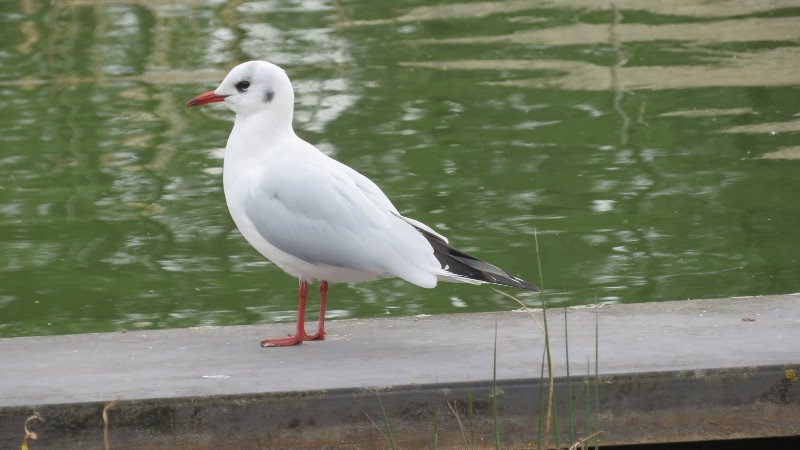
187, 61, 538, 347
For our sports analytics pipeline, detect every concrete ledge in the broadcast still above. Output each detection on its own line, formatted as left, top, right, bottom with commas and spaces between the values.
1, 294, 799, 448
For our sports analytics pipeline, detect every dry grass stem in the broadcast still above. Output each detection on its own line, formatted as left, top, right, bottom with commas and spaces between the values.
103, 400, 119, 450
568, 431, 602, 450
446, 400, 470, 449
21, 413, 44, 450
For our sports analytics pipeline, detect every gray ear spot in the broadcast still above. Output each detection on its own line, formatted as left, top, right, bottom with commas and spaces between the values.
264, 90, 275, 103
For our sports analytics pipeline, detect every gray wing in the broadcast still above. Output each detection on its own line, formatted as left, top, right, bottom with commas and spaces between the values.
243, 160, 440, 286
324, 154, 450, 243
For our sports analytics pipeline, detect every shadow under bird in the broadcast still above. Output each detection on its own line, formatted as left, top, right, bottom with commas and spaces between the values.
187, 60, 539, 347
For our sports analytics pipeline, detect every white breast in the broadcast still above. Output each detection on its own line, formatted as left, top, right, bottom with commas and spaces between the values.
223, 153, 383, 283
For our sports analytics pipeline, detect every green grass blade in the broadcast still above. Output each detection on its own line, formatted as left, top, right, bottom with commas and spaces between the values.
376, 390, 396, 450
593, 296, 601, 450
565, 308, 575, 444
584, 356, 590, 444
537, 346, 546, 450
467, 390, 476, 449
533, 229, 559, 450
492, 320, 500, 450
432, 405, 439, 450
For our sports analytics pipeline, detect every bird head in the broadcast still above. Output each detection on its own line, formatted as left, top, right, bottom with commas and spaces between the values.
187, 60, 295, 120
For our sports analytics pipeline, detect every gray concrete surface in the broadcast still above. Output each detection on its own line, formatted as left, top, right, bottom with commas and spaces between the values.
1, 294, 799, 448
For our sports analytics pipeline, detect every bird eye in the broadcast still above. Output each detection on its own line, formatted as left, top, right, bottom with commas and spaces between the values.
235, 80, 250, 92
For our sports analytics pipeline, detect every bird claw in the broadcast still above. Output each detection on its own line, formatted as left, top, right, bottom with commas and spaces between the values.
260, 328, 324, 347
303, 331, 325, 341
260, 335, 304, 347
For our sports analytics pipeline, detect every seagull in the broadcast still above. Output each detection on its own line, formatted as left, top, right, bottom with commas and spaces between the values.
187, 61, 539, 347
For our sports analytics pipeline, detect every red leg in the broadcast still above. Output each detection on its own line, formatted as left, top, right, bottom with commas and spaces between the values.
261, 280, 309, 347
305, 280, 328, 341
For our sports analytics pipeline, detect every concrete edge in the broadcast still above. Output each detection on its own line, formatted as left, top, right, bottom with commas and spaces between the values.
2, 363, 799, 449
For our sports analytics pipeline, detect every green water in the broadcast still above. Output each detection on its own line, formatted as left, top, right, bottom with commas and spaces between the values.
1, 0, 799, 337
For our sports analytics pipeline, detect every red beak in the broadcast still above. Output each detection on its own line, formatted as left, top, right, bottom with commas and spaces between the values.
186, 91, 227, 107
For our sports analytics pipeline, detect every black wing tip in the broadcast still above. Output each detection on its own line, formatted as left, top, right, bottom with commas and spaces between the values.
412, 224, 541, 292
485, 273, 541, 292
514, 279, 541, 292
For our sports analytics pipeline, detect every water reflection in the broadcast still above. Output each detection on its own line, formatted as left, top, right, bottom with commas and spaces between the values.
1, 0, 799, 337
402, 47, 800, 91
413, 17, 800, 46
756, 147, 800, 160
343, 0, 799, 25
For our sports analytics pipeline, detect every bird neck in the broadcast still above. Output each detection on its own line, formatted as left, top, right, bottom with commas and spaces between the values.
231, 108, 295, 144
